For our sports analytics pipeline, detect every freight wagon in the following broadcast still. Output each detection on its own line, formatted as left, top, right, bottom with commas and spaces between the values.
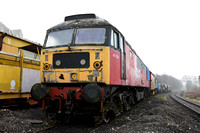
0, 32, 41, 106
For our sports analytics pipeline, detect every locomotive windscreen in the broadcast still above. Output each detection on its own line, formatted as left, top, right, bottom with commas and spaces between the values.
53, 52, 90, 68
45, 29, 74, 47
75, 28, 105, 44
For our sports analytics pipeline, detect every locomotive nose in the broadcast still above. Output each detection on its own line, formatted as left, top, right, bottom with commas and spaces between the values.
31, 83, 47, 101
83, 83, 102, 103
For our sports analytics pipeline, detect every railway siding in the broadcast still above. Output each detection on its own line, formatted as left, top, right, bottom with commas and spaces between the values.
1, 93, 200, 132
170, 92, 200, 114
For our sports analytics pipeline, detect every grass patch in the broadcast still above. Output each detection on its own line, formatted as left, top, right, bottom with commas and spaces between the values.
156, 96, 168, 101
185, 97, 200, 103
111, 116, 131, 124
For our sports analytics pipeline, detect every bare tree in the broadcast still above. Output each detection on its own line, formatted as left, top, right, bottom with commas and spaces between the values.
182, 75, 199, 92
156, 74, 183, 91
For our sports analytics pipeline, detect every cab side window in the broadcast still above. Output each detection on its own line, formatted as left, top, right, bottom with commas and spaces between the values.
119, 34, 124, 53
111, 30, 119, 49
130, 51, 133, 59
113, 32, 119, 49
111, 30, 114, 47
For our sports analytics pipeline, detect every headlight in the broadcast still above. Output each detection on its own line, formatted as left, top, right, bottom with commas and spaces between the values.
70, 73, 78, 81
55, 60, 61, 66
80, 59, 86, 65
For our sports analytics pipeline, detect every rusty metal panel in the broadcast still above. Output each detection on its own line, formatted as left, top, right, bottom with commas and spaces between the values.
22, 68, 40, 93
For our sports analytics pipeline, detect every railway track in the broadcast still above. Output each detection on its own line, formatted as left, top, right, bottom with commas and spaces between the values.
170, 92, 200, 115
34, 122, 104, 133
35, 122, 63, 133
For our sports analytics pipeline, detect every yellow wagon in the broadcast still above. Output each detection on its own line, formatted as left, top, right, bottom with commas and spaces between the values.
0, 32, 41, 105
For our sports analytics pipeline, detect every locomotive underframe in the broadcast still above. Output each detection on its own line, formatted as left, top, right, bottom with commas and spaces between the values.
42, 83, 150, 123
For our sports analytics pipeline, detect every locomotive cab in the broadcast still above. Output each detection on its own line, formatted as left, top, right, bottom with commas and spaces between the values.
31, 14, 117, 122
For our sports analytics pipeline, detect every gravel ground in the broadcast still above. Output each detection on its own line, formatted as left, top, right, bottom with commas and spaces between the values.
0, 92, 200, 133
0, 106, 45, 133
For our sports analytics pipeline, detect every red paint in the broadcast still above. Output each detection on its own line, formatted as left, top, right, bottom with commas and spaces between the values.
47, 86, 105, 100
110, 43, 149, 88
42, 99, 45, 111
44, 86, 105, 113
150, 72, 155, 90
125, 44, 135, 86
48, 87, 83, 100
110, 48, 122, 85
101, 88, 104, 99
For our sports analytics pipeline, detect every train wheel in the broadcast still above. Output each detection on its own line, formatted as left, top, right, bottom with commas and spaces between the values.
123, 91, 134, 111
94, 114, 103, 126
46, 106, 57, 123
103, 111, 110, 123
65, 114, 71, 123
110, 93, 122, 117
127, 92, 135, 107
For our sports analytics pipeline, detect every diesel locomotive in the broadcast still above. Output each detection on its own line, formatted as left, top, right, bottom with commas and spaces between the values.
31, 14, 157, 123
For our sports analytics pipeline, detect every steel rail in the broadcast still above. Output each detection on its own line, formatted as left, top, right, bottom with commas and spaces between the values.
35, 122, 63, 133
170, 92, 200, 114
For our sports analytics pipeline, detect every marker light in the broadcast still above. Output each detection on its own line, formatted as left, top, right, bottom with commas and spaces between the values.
43, 63, 50, 70
93, 61, 102, 69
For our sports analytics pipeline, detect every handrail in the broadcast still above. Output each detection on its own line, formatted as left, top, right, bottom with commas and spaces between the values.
0, 51, 40, 62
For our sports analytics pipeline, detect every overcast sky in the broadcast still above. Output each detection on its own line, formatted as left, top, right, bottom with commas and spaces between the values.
1, 0, 200, 80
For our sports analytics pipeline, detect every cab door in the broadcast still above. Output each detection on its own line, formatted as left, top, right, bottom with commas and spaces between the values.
119, 34, 126, 80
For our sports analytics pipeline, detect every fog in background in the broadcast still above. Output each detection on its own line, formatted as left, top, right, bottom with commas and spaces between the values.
1, 0, 200, 81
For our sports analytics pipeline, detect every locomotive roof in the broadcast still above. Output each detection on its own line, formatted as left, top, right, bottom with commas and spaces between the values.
47, 14, 113, 31
46, 14, 151, 73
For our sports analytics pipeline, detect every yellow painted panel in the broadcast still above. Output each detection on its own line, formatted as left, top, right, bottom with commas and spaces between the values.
0, 58, 19, 66
0, 53, 40, 70
1, 43, 18, 55
23, 63, 40, 70
41, 46, 110, 84
0, 93, 30, 99
0, 65, 20, 93
2, 36, 31, 48
0, 53, 19, 62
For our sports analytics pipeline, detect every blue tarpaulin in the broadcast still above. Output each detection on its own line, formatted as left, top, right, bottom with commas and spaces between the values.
146, 67, 150, 81
157, 84, 161, 90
